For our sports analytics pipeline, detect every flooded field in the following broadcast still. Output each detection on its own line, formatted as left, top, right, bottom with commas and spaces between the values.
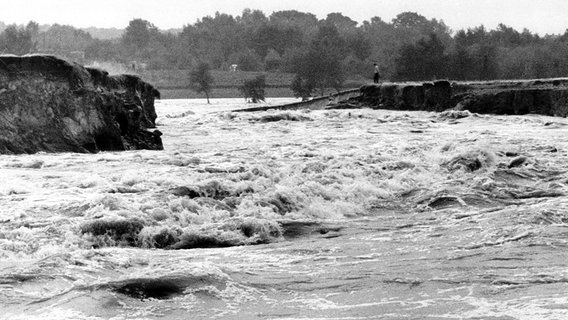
1, 98, 568, 319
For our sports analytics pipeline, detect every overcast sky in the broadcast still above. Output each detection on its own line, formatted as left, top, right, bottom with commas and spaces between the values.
1, 0, 567, 35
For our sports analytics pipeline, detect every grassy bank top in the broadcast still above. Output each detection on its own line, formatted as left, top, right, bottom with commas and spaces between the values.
139, 70, 294, 89
139, 69, 368, 90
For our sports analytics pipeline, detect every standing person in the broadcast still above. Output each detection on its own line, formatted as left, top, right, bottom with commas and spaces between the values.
373, 63, 380, 84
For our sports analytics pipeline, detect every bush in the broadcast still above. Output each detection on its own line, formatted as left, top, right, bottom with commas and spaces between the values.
291, 75, 316, 100
240, 75, 266, 103
189, 62, 214, 103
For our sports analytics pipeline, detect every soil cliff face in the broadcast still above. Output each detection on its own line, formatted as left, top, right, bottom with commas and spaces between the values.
360, 80, 452, 112
359, 79, 568, 116
0, 55, 162, 154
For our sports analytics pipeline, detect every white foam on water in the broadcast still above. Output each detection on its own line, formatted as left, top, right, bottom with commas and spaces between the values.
2, 98, 568, 318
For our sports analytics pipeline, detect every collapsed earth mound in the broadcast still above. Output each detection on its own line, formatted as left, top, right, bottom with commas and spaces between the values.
359, 78, 568, 116
0, 54, 162, 154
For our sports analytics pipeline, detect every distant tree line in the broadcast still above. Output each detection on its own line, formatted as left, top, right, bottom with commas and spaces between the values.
2, 10, 568, 86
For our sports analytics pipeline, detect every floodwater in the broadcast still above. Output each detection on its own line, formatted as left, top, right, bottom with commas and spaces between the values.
1, 98, 568, 319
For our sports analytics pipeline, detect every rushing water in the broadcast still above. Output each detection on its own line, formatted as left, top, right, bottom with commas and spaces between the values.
1, 98, 568, 319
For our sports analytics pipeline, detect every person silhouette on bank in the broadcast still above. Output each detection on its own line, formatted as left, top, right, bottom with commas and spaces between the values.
373, 63, 380, 84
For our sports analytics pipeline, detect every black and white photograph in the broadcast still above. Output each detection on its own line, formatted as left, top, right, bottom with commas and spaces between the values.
1, 0, 568, 319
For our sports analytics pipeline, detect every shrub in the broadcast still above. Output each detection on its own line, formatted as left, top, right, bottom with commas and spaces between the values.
291, 75, 316, 100
189, 62, 214, 103
240, 75, 266, 103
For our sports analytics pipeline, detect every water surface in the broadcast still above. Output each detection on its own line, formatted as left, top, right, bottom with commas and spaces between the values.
1, 98, 568, 319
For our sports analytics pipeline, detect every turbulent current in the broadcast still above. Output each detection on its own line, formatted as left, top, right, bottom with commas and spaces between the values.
1, 98, 568, 319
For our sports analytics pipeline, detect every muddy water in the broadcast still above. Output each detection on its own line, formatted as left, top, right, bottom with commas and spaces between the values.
1, 99, 568, 319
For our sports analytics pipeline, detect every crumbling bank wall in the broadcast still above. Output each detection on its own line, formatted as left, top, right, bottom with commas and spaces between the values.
359, 78, 568, 116
0, 55, 162, 154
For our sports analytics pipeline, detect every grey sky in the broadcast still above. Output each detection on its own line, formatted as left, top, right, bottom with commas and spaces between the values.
1, 0, 567, 35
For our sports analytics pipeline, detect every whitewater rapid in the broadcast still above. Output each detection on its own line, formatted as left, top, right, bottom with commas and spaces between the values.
1, 98, 568, 319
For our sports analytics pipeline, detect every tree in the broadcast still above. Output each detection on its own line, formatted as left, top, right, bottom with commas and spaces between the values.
264, 48, 282, 71
240, 75, 266, 103
448, 45, 475, 80
25, 21, 39, 49
194, 13, 243, 64
288, 46, 345, 96
4, 11, 564, 82
325, 12, 358, 34
85, 39, 121, 62
0, 24, 36, 54
361, 16, 397, 80
491, 23, 522, 47
250, 24, 304, 57
269, 10, 318, 38
37, 24, 93, 53
559, 29, 568, 43
346, 31, 372, 61
229, 49, 262, 71
189, 62, 214, 103
238, 8, 268, 29
392, 12, 431, 30
394, 33, 448, 81
121, 19, 161, 61
471, 43, 498, 80
122, 19, 159, 49
291, 75, 316, 100
288, 23, 346, 96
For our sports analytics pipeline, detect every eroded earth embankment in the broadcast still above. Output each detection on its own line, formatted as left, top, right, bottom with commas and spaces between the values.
0, 55, 163, 154
358, 78, 568, 116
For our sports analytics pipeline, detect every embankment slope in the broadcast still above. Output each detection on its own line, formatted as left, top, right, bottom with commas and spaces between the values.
359, 78, 568, 116
0, 55, 162, 154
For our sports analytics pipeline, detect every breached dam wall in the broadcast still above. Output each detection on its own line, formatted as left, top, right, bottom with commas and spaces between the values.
0, 55, 163, 154
360, 80, 452, 112
233, 78, 568, 117
359, 78, 568, 116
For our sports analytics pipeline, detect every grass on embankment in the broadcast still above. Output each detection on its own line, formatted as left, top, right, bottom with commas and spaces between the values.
160, 87, 296, 99
140, 70, 295, 89
139, 69, 368, 99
